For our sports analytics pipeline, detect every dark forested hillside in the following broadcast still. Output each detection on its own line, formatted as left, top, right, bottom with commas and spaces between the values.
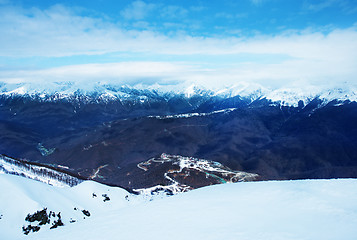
1, 93, 356, 190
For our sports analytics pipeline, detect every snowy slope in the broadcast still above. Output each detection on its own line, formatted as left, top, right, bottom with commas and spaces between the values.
148, 108, 237, 119
0, 174, 135, 240
0, 155, 82, 187
1, 173, 357, 240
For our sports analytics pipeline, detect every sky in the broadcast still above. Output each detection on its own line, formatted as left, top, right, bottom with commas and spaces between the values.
0, 0, 357, 89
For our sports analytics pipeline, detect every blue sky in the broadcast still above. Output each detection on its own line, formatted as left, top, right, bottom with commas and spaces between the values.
0, 0, 357, 89
8, 0, 357, 35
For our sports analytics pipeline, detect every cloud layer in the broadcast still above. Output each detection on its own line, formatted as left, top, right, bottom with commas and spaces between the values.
0, 3, 356, 90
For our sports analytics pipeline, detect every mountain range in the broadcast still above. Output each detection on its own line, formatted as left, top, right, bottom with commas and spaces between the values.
1, 81, 356, 106
0, 81, 356, 190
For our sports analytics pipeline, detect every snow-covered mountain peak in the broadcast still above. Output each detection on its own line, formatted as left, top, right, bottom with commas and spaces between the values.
266, 86, 320, 107
214, 82, 268, 100
320, 85, 357, 103
0, 80, 356, 106
180, 83, 213, 98
265, 83, 357, 107
184, 84, 197, 98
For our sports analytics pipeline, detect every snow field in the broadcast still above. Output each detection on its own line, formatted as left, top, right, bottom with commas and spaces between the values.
1, 173, 357, 240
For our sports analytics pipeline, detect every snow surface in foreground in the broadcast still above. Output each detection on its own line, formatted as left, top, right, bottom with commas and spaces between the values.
1, 174, 357, 240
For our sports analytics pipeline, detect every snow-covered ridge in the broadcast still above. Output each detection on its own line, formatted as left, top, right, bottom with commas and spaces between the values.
0, 155, 82, 187
0, 173, 135, 239
149, 108, 237, 119
1, 173, 357, 240
0, 81, 356, 107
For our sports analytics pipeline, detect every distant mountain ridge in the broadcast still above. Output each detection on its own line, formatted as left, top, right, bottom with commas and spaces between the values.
1, 81, 356, 107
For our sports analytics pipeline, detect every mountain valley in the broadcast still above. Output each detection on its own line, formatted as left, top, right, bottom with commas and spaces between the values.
1, 83, 356, 191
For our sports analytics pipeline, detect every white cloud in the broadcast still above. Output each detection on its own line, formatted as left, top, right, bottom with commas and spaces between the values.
120, 1, 156, 20
160, 5, 188, 19
250, 0, 268, 6
305, 0, 338, 11
1, 47, 356, 90
0, 4, 356, 90
0, 62, 187, 84
190, 6, 205, 12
